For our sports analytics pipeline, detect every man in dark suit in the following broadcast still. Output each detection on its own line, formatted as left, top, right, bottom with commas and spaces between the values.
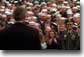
0, 7, 41, 50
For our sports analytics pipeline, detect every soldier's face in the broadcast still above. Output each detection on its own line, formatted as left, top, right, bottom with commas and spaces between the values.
34, 9, 40, 13
67, 24, 73, 30
74, 17, 80, 23
61, 8, 66, 12
59, 20, 65, 24
42, 5, 47, 9
73, 9, 78, 13
69, 2, 74, 7
67, 14, 73, 18
55, 16, 60, 21
58, 25, 65, 31
31, 18, 37, 22
50, 32, 55, 38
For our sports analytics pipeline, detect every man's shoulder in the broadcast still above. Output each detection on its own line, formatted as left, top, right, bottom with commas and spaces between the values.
0, 23, 39, 37
9, 23, 37, 31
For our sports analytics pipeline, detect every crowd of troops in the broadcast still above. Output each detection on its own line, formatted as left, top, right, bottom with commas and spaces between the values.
0, 0, 80, 50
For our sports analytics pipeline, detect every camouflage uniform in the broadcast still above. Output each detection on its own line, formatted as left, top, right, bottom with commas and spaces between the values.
63, 30, 80, 50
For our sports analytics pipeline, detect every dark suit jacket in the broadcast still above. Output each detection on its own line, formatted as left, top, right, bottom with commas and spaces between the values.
0, 23, 41, 50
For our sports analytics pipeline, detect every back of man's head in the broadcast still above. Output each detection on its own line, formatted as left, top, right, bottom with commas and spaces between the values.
13, 7, 27, 21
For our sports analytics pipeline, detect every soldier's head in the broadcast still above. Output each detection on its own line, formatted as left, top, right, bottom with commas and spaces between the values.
59, 17, 66, 24
33, 5, 41, 13
49, 31, 55, 38
73, 13, 80, 24
74, 16, 80, 25
13, 7, 27, 21
72, 7, 78, 13
48, 30, 57, 39
31, 16, 37, 22
58, 24, 66, 32
66, 22, 73, 30
60, 5, 67, 13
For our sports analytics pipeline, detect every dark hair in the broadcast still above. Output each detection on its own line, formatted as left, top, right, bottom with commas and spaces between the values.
13, 7, 27, 21
48, 30, 57, 39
